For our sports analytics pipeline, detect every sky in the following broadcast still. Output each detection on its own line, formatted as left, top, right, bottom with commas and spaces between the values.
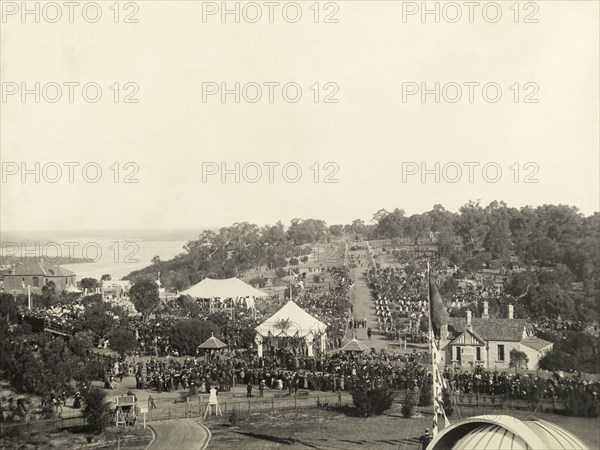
1, 1, 598, 233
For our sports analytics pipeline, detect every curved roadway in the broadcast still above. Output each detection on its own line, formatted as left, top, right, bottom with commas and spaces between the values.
149, 419, 211, 450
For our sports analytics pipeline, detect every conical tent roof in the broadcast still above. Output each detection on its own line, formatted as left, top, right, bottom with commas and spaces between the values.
198, 333, 227, 349
340, 338, 370, 353
256, 301, 327, 338
181, 277, 268, 299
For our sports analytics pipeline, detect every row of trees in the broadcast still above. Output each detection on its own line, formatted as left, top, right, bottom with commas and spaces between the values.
124, 202, 598, 294
374, 202, 598, 286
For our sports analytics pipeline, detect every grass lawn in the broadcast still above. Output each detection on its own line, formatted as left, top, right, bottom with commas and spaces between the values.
207, 402, 599, 450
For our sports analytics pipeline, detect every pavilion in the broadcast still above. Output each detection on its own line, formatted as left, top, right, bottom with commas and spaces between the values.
255, 301, 327, 358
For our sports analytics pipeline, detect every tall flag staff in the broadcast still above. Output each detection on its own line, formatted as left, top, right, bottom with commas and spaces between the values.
427, 261, 450, 438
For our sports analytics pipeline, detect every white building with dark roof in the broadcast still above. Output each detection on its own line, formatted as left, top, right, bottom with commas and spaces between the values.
440, 302, 553, 370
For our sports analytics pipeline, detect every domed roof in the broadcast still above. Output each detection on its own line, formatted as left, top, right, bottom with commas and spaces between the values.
428, 415, 588, 450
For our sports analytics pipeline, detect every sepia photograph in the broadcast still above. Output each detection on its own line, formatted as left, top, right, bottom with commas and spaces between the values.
0, 1, 598, 449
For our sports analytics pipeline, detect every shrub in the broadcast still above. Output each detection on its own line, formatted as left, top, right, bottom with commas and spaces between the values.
442, 389, 454, 417
564, 390, 599, 418
229, 408, 239, 426
418, 378, 433, 406
313, 274, 323, 283
289, 257, 299, 266
82, 387, 112, 432
401, 395, 416, 418
300, 256, 309, 263
351, 387, 393, 417
275, 268, 287, 278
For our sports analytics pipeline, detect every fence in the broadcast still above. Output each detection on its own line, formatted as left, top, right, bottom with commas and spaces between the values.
144, 391, 352, 423
0, 415, 86, 438
1, 390, 568, 439
395, 389, 567, 413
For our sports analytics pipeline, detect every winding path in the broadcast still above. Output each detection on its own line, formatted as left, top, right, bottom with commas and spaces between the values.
149, 419, 211, 450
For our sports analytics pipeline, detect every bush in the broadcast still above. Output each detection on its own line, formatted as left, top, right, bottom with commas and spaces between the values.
313, 274, 323, 283
401, 395, 416, 418
289, 257, 299, 266
442, 389, 454, 417
564, 390, 599, 418
300, 256, 309, 263
351, 387, 393, 417
275, 268, 287, 278
418, 378, 433, 406
82, 387, 112, 432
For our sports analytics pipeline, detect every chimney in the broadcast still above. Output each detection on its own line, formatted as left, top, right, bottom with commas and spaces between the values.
466, 310, 472, 330
482, 301, 489, 319
508, 304, 514, 320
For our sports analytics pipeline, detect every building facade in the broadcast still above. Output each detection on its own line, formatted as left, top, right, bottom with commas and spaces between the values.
2, 261, 76, 294
440, 303, 553, 370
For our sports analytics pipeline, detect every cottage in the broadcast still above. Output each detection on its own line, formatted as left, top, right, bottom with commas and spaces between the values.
440, 302, 553, 370
2, 261, 76, 294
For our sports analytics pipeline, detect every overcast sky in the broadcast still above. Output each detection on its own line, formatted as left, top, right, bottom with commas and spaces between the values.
1, 1, 598, 232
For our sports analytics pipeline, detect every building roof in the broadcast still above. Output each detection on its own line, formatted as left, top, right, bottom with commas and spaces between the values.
521, 336, 553, 351
448, 317, 530, 342
11, 261, 75, 277
340, 338, 370, 353
198, 333, 227, 349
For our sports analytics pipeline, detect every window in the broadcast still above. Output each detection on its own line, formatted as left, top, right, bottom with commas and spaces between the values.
456, 346, 461, 362
498, 345, 505, 361
32, 277, 39, 287
476, 347, 481, 361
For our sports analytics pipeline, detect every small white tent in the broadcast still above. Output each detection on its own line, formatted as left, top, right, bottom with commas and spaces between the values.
255, 301, 327, 357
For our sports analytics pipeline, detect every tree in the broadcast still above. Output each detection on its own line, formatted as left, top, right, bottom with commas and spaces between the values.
129, 279, 160, 319
82, 387, 112, 432
108, 329, 137, 356
509, 349, 529, 371
328, 224, 344, 236
100, 274, 111, 281
0, 293, 18, 323
484, 220, 513, 260
70, 331, 94, 357
75, 301, 119, 341
168, 319, 221, 355
80, 278, 98, 291
151, 255, 161, 265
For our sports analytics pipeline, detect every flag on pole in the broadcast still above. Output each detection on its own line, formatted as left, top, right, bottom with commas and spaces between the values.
432, 340, 451, 430
428, 262, 450, 437
428, 270, 449, 339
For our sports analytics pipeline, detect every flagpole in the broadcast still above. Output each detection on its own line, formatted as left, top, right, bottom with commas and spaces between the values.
427, 261, 438, 437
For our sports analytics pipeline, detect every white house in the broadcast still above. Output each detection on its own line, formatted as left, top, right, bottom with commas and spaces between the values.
440, 302, 553, 370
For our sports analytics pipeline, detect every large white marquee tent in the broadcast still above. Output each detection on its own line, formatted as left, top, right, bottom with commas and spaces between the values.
255, 301, 327, 357
181, 277, 268, 309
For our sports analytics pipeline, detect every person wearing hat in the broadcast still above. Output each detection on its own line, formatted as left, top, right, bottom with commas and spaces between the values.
419, 428, 433, 450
